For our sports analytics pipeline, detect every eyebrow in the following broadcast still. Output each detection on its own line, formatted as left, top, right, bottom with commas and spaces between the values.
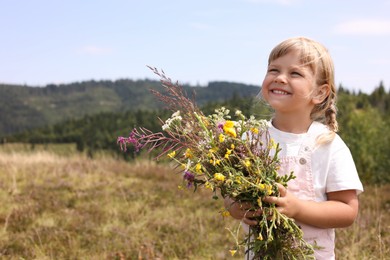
268, 64, 306, 71
290, 65, 306, 70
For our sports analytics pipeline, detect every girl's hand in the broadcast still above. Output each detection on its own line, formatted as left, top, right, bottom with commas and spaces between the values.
224, 197, 261, 226
264, 183, 360, 228
263, 183, 300, 219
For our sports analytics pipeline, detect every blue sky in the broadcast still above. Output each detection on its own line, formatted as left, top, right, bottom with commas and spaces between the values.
1, 0, 389, 93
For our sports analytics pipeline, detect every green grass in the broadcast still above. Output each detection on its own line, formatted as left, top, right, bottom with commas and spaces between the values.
0, 148, 388, 259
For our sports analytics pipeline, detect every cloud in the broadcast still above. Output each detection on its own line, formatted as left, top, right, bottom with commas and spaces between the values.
80, 45, 113, 55
334, 19, 390, 36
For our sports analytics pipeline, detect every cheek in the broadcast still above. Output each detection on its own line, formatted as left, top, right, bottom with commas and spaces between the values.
260, 77, 270, 95
260, 86, 269, 102
261, 75, 273, 87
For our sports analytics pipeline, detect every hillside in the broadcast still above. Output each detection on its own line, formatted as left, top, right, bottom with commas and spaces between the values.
0, 79, 260, 136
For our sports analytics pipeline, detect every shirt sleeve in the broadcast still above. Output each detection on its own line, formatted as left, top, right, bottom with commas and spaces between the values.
325, 135, 364, 194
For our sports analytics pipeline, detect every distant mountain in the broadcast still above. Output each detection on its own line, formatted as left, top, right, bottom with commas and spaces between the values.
0, 79, 260, 136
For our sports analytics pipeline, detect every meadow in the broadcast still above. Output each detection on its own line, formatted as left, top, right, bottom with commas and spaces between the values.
0, 144, 388, 259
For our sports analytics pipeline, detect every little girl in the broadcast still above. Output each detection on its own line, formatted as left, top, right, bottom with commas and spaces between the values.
225, 37, 363, 259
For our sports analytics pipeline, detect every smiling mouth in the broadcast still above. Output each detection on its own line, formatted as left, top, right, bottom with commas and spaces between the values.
271, 89, 290, 95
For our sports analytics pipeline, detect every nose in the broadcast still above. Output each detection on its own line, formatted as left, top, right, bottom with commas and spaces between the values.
274, 73, 287, 84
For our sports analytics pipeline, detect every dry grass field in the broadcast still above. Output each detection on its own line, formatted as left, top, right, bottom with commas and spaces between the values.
0, 144, 388, 259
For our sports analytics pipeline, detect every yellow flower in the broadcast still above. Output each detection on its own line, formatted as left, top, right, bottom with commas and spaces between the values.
257, 233, 263, 241
214, 173, 225, 182
229, 250, 237, 256
218, 133, 225, 143
220, 208, 231, 217
258, 183, 273, 195
230, 144, 235, 149
184, 148, 193, 158
223, 121, 237, 138
167, 151, 176, 158
195, 163, 202, 173
244, 159, 251, 167
269, 138, 277, 149
266, 185, 273, 195
209, 147, 218, 154
250, 127, 259, 134
210, 159, 221, 166
224, 148, 232, 159
205, 181, 213, 190
257, 197, 262, 207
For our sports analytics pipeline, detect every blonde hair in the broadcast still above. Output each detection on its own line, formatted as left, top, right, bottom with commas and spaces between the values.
267, 37, 338, 144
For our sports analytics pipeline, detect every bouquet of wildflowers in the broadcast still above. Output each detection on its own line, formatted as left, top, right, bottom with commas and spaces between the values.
117, 67, 315, 259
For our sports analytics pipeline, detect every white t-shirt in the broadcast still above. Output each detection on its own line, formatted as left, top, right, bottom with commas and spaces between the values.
244, 121, 363, 259
266, 120, 363, 259
268, 120, 364, 202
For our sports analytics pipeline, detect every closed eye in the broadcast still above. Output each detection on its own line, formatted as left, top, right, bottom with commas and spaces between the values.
291, 71, 303, 77
268, 68, 279, 73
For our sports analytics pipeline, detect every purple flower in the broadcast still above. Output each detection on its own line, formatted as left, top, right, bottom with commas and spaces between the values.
217, 122, 224, 132
183, 170, 195, 188
117, 129, 144, 152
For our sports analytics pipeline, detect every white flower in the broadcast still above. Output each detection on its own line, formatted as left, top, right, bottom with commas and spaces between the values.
162, 124, 169, 131
172, 110, 181, 117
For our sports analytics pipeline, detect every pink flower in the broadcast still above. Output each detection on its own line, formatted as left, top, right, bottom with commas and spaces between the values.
117, 129, 144, 152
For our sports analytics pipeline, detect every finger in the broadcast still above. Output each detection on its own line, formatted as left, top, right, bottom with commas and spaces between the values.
239, 202, 253, 209
243, 209, 260, 219
277, 183, 287, 197
263, 196, 280, 205
242, 217, 258, 226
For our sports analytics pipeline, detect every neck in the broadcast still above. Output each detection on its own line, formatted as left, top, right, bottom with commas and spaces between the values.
272, 113, 313, 134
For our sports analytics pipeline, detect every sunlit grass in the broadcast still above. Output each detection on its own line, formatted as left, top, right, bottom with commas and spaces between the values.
0, 148, 388, 259
0, 149, 241, 259
335, 185, 390, 259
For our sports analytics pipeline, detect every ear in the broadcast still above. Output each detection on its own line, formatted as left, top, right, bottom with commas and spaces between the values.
312, 84, 330, 105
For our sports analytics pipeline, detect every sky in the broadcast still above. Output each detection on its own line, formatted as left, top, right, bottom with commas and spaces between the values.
1, 0, 389, 94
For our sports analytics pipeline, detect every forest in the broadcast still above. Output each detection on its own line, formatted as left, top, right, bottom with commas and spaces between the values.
2, 80, 390, 185
0, 79, 259, 135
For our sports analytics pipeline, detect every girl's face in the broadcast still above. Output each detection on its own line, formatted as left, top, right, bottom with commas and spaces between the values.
261, 51, 318, 116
